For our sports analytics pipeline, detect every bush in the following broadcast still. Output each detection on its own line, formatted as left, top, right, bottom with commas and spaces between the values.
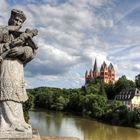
23, 92, 34, 122
80, 94, 107, 118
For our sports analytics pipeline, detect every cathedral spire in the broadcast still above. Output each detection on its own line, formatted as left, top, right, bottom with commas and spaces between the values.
108, 63, 114, 70
93, 58, 98, 73
85, 70, 88, 77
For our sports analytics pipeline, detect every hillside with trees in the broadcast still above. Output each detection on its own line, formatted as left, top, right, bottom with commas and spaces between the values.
24, 75, 140, 128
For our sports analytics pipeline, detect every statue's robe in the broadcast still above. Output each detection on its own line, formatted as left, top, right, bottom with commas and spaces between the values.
0, 32, 35, 131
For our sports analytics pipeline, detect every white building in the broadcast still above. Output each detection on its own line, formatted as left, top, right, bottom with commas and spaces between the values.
115, 88, 140, 110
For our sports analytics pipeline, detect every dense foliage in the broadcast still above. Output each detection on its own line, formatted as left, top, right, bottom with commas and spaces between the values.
105, 75, 135, 99
27, 80, 108, 117
26, 75, 140, 128
23, 92, 34, 122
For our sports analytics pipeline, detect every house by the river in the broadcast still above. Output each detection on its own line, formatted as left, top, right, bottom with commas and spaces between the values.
115, 88, 140, 110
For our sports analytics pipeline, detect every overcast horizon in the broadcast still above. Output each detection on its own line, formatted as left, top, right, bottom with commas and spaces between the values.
0, 0, 140, 89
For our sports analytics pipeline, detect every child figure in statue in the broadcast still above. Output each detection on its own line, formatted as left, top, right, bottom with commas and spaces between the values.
0, 27, 38, 62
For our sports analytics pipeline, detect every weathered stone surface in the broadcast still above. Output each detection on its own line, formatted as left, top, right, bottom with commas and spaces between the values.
0, 9, 38, 138
0, 129, 41, 140
0, 129, 79, 140
0, 128, 32, 139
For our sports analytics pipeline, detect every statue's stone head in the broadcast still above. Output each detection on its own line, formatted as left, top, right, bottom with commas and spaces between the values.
8, 9, 26, 27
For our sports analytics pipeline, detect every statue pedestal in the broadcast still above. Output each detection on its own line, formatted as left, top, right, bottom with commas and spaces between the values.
0, 129, 41, 140
0, 128, 33, 140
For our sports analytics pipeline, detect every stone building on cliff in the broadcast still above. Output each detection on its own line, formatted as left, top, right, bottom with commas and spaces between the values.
85, 59, 115, 84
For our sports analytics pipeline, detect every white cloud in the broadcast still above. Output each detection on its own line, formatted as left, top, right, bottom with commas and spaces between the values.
0, 0, 8, 12
132, 64, 140, 71
39, 42, 79, 65
0, 0, 140, 88
70, 0, 110, 8
126, 25, 140, 33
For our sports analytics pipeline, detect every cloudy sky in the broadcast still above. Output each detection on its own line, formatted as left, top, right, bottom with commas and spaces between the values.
0, 0, 140, 89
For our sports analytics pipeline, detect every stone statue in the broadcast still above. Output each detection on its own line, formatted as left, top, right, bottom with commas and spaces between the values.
0, 28, 38, 62
0, 9, 38, 138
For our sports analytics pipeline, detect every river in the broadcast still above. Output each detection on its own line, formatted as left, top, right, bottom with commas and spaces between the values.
29, 109, 140, 140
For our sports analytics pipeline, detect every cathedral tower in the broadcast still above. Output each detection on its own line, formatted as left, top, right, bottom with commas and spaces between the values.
85, 59, 115, 84
100, 61, 109, 83
108, 63, 115, 84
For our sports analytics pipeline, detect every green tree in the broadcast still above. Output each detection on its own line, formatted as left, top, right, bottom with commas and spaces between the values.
35, 92, 48, 108
51, 96, 67, 111
23, 92, 34, 122
80, 94, 107, 118
85, 80, 102, 95
115, 75, 135, 94
105, 82, 116, 99
66, 90, 82, 112
99, 81, 107, 97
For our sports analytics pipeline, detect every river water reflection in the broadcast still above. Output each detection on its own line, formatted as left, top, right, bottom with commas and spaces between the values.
29, 109, 140, 140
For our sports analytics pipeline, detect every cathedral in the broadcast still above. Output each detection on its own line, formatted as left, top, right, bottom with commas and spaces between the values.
85, 59, 115, 84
